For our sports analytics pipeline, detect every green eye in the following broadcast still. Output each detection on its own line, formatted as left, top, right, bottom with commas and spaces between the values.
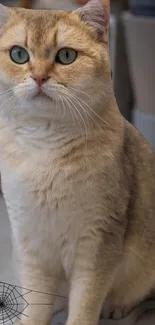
10, 46, 29, 64
56, 48, 77, 65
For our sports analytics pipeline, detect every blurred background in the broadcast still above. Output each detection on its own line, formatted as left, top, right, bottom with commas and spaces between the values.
1, 0, 155, 149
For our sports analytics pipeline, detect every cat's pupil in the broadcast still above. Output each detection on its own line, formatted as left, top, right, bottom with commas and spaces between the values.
65, 50, 69, 59
18, 50, 22, 58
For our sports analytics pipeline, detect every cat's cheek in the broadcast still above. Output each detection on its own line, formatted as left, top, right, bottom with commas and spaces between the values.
14, 87, 37, 101
0, 68, 15, 87
13, 79, 38, 101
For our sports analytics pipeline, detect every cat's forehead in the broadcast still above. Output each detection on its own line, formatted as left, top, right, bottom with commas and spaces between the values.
26, 12, 59, 51
25, 10, 61, 37
5, 9, 87, 53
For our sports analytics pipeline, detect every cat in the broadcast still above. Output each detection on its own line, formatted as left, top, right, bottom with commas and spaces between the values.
0, 1, 155, 325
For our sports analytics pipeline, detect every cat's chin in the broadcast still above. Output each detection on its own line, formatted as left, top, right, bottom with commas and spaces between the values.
17, 95, 59, 120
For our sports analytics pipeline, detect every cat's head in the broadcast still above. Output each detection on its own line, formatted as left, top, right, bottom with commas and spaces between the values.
0, 0, 112, 124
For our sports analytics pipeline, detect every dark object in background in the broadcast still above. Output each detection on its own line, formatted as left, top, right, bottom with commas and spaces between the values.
111, 0, 129, 14
23, 0, 32, 8
130, 0, 155, 17
0, 0, 32, 8
113, 16, 134, 122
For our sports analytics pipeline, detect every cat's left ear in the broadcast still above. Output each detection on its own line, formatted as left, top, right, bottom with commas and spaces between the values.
78, 0, 110, 43
0, 4, 10, 29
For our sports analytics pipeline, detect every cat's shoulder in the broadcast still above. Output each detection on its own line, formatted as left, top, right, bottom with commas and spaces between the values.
124, 119, 154, 156
123, 119, 155, 179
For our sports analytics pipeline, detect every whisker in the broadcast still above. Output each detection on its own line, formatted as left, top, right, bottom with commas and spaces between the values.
0, 96, 20, 119
68, 94, 104, 133
62, 96, 76, 126
66, 96, 88, 145
65, 96, 84, 136
0, 93, 18, 110
57, 87, 106, 133
59, 94, 66, 120
56, 97, 61, 117
46, 85, 81, 132
65, 96, 89, 151
68, 86, 92, 102
61, 90, 104, 134
7, 95, 20, 112
64, 95, 85, 140
66, 93, 90, 131
0, 88, 13, 96
70, 93, 113, 130
55, 97, 59, 118
58, 89, 91, 133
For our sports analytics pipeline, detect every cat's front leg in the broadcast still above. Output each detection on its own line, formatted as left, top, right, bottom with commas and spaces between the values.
66, 231, 122, 325
17, 263, 60, 325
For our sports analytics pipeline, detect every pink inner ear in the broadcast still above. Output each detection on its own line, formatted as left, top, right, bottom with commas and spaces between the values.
79, 0, 110, 43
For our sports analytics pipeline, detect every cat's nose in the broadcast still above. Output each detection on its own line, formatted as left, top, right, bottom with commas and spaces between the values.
31, 74, 49, 87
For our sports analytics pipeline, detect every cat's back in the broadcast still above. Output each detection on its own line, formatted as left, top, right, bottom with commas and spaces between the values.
124, 120, 155, 181
124, 119, 155, 210
123, 120, 155, 255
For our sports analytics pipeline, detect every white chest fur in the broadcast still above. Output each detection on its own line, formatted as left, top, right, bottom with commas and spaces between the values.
1, 149, 92, 277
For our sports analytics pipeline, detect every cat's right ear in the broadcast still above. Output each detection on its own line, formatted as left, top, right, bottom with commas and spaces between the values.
77, 0, 110, 44
0, 4, 9, 29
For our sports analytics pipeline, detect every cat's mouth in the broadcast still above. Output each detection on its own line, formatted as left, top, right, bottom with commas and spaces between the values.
33, 89, 52, 101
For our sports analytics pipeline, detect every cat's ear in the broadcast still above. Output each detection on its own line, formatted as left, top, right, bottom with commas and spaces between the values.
78, 0, 110, 43
0, 4, 10, 29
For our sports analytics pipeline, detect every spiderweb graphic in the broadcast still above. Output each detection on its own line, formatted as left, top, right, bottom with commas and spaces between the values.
0, 282, 66, 325
0, 282, 29, 325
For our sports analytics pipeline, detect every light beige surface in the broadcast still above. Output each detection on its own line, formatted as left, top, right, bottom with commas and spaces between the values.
0, 196, 155, 325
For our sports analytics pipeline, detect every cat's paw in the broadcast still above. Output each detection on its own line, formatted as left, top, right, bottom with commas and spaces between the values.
102, 305, 133, 320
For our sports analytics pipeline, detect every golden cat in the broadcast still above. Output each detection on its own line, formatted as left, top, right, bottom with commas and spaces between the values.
0, 1, 154, 325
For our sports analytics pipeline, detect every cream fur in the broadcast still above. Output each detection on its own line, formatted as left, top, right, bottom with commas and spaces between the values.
0, 1, 155, 325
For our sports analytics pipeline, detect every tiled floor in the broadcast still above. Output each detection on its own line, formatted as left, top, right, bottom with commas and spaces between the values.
0, 196, 155, 325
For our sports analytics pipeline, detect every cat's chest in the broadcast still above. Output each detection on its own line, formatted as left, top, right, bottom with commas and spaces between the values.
1, 152, 90, 240
1, 153, 92, 272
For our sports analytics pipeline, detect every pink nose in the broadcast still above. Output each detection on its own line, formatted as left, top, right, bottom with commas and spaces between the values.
31, 74, 49, 87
